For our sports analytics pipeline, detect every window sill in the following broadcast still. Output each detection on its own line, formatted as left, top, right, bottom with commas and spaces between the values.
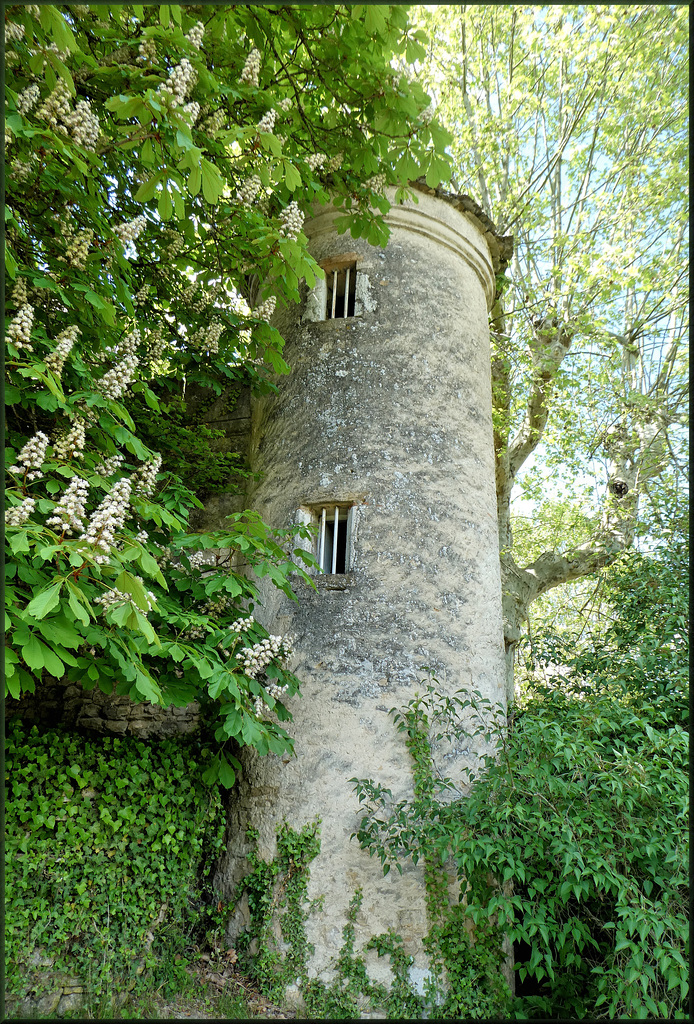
310, 573, 355, 591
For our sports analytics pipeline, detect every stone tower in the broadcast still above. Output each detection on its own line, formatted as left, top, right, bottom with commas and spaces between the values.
216, 182, 512, 996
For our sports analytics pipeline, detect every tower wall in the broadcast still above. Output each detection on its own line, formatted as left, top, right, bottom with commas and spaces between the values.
216, 189, 506, 993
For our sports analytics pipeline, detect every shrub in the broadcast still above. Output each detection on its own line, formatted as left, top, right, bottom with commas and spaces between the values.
352, 679, 689, 1019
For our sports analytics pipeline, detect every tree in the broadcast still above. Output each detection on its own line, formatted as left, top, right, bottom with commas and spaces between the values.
409, 4, 688, 694
4, 2, 450, 784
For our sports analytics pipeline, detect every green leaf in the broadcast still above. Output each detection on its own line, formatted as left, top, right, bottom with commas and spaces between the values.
158, 188, 173, 221
26, 581, 63, 620
67, 588, 91, 627
133, 169, 168, 203
5, 244, 17, 280
9, 531, 31, 554
284, 162, 302, 191
187, 165, 202, 197
37, 617, 82, 649
200, 159, 223, 204
21, 634, 45, 672
134, 607, 160, 647
218, 756, 237, 788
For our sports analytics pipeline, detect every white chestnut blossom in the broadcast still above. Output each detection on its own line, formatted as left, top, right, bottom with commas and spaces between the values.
64, 99, 100, 151
6, 303, 35, 352
5, 497, 36, 528
11, 277, 29, 306
279, 201, 303, 240
134, 529, 148, 543
52, 418, 86, 461
189, 550, 216, 570
132, 454, 161, 496
230, 615, 254, 633
97, 329, 140, 399
236, 174, 261, 209
185, 21, 204, 50
97, 353, 138, 400
45, 326, 81, 375
11, 156, 37, 181
203, 108, 226, 135
239, 48, 260, 87
64, 228, 93, 269
36, 80, 72, 128
183, 100, 201, 124
164, 229, 185, 256
190, 320, 223, 354
137, 37, 157, 63
17, 84, 40, 116
94, 588, 129, 612
200, 592, 236, 616
254, 679, 290, 719
145, 327, 166, 363
326, 151, 344, 171
158, 58, 196, 105
278, 97, 292, 112
5, 21, 25, 43
257, 109, 276, 134
366, 173, 387, 193
81, 478, 131, 555
241, 634, 294, 680
114, 215, 146, 245
94, 453, 124, 477
46, 476, 90, 535
134, 283, 150, 305
155, 543, 173, 565
306, 153, 326, 171
254, 295, 276, 323
9, 432, 49, 481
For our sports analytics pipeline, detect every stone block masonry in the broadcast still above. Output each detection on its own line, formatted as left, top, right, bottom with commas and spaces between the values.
6, 677, 200, 739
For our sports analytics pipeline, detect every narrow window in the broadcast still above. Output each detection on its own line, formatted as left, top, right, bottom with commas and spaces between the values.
311, 503, 356, 574
326, 262, 357, 319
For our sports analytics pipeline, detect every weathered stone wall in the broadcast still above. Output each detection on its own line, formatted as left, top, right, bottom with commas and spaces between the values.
214, 188, 507, 994
5, 678, 200, 739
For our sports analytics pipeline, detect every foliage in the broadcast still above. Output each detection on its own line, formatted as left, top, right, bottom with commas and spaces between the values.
410, 4, 688, 644
4, 720, 228, 1011
234, 820, 322, 1006
523, 539, 689, 726
353, 680, 512, 1019
4, 2, 451, 779
352, 673, 689, 1020
233, 824, 429, 1019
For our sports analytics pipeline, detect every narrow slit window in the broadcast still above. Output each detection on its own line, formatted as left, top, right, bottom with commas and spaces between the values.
314, 504, 355, 574
326, 263, 357, 319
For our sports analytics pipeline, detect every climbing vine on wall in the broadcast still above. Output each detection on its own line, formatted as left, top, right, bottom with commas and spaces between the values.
5, 721, 228, 1010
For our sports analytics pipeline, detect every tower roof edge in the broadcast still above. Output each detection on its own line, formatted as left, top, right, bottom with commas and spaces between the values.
408, 177, 514, 275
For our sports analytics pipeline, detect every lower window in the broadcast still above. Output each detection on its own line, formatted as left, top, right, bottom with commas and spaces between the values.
297, 503, 357, 574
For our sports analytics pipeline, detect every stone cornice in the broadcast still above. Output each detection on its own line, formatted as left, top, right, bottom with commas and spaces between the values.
408, 178, 514, 276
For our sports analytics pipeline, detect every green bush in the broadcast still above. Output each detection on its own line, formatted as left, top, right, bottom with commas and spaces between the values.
352, 679, 689, 1019
5, 720, 227, 1008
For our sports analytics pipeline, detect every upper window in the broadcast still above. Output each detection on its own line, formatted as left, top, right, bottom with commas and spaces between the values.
304, 252, 370, 323
326, 262, 357, 319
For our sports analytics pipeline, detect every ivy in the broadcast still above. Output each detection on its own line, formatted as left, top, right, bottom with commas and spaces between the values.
5, 720, 228, 1011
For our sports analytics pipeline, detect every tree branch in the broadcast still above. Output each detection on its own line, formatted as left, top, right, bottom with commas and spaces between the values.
506, 314, 574, 479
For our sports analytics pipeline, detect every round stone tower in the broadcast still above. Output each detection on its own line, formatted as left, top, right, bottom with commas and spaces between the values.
217, 183, 511, 999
